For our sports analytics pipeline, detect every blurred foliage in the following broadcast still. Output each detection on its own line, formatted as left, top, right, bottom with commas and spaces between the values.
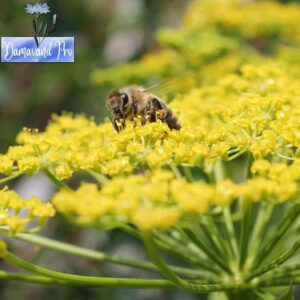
91, 0, 300, 97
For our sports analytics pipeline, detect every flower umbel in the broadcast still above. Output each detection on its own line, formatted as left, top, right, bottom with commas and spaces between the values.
0, 187, 55, 234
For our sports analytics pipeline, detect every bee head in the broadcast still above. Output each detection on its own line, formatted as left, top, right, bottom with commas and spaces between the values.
106, 90, 130, 132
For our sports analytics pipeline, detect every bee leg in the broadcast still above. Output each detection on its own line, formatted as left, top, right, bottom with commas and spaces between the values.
109, 108, 125, 132
133, 102, 138, 117
131, 102, 140, 127
109, 113, 120, 132
147, 98, 166, 123
145, 101, 153, 124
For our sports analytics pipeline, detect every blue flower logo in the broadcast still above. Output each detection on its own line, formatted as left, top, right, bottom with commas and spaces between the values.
25, 3, 50, 15
25, 2, 57, 47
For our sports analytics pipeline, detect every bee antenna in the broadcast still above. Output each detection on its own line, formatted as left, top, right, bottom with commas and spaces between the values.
141, 78, 173, 93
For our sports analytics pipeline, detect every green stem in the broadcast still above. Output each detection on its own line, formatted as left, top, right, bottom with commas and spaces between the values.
182, 166, 194, 182
198, 222, 227, 261
2, 230, 205, 279
4, 252, 175, 289
170, 165, 182, 179
119, 224, 140, 238
247, 203, 275, 267
258, 267, 300, 283
223, 207, 240, 260
0, 172, 22, 185
154, 230, 220, 273
202, 216, 232, 260
142, 233, 226, 293
254, 205, 300, 268
213, 159, 226, 183
155, 230, 204, 259
269, 271, 300, 280
143, 233, 190, 288
155, 235, 220, 274
258, 277, 297, 288
8, 251, 291, 290
34, 14, 40, 47
226, 290, 257, 300
44, 168, 72, 191
214, 160, 239, 262
183, 228, 233, 274
264, 263, 300, 279
88, 170, 109, 185
247, 237, 300, 280
274, 153, 295, 161
0, 271, 62, 285
239, 200, 253, 270
226, 149, 247, 161
10, 232, 156, 271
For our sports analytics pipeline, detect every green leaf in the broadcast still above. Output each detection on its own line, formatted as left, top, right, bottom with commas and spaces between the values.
34, 36, 39, 48
38, 22, 43, 36
52, 14, 57, 25
32, 19, 37, 33
42, 23, 48, 38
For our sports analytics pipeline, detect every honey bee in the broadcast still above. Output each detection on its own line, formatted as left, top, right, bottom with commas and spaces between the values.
106, 82, 181, 132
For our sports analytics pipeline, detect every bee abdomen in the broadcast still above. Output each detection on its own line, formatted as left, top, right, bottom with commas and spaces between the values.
153, 100, 181, 130
164, 109, 181, 130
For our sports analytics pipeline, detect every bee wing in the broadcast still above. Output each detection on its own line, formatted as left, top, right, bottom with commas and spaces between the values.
151, 98, 163, 110
146, 98, 163, 112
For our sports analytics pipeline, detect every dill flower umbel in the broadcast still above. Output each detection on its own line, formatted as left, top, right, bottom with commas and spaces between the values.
3, 63, 300, 179
52, 170, 213, 230
52, 162, 299, 230
0, 188, 55, 234
4, 74, 299, 231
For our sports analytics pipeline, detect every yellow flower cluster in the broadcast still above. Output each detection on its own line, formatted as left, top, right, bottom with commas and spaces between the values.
0, 115, 115, 178
184, 0, 300, 42
52, 165, 299, 231
0, 187, 55, 234
171, 63, 300, 158
1, 63, 300, 180
91, 0, 300, 92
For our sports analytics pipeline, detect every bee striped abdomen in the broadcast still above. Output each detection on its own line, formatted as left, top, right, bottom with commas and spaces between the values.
164, 108, 181, 130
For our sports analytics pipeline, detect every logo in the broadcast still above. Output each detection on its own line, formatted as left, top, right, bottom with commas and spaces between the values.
1, 2, 74, 63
